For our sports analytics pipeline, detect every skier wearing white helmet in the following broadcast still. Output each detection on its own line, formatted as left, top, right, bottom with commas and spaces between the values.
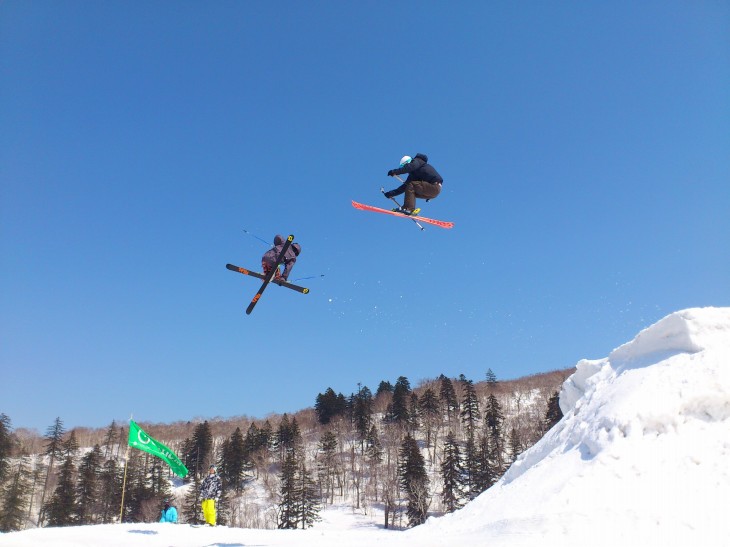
384, 153, 443, 215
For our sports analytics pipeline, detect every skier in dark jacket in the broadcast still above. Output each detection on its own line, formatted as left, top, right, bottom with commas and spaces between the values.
384, 153, 443, 214
261, 234, 301, 282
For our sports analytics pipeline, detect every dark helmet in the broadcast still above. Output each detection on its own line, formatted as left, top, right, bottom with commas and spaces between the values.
292, 243, 301, 256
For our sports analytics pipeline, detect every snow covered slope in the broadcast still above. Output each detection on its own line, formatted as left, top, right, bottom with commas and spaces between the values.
411, 307, 730, 546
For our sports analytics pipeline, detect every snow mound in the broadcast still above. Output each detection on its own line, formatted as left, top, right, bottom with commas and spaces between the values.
411, 307, 730, 547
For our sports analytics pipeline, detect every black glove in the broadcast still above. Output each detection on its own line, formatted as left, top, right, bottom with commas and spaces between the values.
387, 169, 396, 177
384, 190, 395, 199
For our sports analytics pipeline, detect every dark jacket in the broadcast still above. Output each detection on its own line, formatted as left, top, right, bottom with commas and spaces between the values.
393, 153, 443, 184
262, 235, 300, 280
389, 153, 443, 196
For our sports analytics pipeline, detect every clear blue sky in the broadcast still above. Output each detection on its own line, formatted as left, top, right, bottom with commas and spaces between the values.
2, 1, 728, 432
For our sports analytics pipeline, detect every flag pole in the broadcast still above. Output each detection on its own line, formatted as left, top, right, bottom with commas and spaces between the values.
119, 415, 132, 522
119, 446, 130, 522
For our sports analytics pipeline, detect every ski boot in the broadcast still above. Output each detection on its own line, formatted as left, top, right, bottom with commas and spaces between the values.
391, 207, 421, 216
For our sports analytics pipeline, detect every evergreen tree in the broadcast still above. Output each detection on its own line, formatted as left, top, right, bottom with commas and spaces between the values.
474, 432, 494, 495
462, 433, 480, 497
123, 450, 158, 522
38, 417, 66, 526
408, 392, 421, 433
375, 380, 394, 398
0, 454, 32, 532
258, 420, 273, 449
244, 422, 261, 453
485, 392, 506, 477
315, 388, 348, 425
102, 420, 118, 460
148, 459, 172, 499
317, 431, 338, 504
185, 421, 213, 480
62, 430, 79, 458
220, 427, 248, 494
459, 375, 481, 438
98, 458, 122, 524
215, 489, 231, 527
418, 388, 441, 450
44, 418, 66, 462
76, 445, 103, 524
485, 368, 498, 386
438, 375, 459, 421
277, 451, 298, 529
364, 424, 383, 499
246, 421, 273, 480
182, 474, 202, 524
418, 388, 440, 421
351, 385, 374, 443
440, 432, 464, 513
279, 450, 321, 529
0, 414, 12, 485
45, 454, 77, 526
116, 425, 126, 459
181, 437, 193, 481
365, 425, 383, 466
398, 434, 430, 527
276, 414, 302, 461
296, 459, 320, 529
459, 375, 482, 496
544, 390, 563, 431
508, 426, 523, 465
388, 376, 411, 425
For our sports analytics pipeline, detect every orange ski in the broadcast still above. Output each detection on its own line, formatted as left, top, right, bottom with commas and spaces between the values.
351, 201, 454, 229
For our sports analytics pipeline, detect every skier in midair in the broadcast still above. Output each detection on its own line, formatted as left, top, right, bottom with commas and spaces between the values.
261, 234, 301, 282
384, 153, 443, 215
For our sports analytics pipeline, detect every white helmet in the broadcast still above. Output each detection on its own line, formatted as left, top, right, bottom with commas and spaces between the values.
399, 155, 412, 167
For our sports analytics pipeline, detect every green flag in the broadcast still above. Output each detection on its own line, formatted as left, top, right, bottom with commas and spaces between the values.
128, 420, 188, 478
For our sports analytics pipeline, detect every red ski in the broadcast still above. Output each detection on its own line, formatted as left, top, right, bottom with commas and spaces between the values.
351, 201, 454, 229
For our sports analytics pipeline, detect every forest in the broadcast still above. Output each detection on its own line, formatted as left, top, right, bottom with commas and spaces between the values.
0, 368, 569, 532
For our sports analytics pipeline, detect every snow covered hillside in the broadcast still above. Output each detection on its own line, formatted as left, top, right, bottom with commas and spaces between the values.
1, 307, 728, 547
409, 307, 730, 546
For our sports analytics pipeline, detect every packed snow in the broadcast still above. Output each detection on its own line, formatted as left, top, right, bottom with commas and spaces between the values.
1, 307, 728, 547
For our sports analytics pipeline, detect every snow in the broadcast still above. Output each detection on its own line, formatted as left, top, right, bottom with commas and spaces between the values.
2, 307, 729, 547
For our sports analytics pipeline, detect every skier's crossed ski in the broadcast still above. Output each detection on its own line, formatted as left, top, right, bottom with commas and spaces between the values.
226, 264, 309, 294
245, 234, 294, 315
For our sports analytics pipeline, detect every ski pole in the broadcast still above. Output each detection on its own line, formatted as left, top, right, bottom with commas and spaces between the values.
381, 185, 425, 231
242, 229, 271, 247
293, 274, 325, 282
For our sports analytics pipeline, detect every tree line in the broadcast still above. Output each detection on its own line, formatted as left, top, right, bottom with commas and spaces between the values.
0, 369, 566, 532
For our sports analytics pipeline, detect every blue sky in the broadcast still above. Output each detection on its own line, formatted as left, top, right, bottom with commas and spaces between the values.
2, 1, 728, 432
